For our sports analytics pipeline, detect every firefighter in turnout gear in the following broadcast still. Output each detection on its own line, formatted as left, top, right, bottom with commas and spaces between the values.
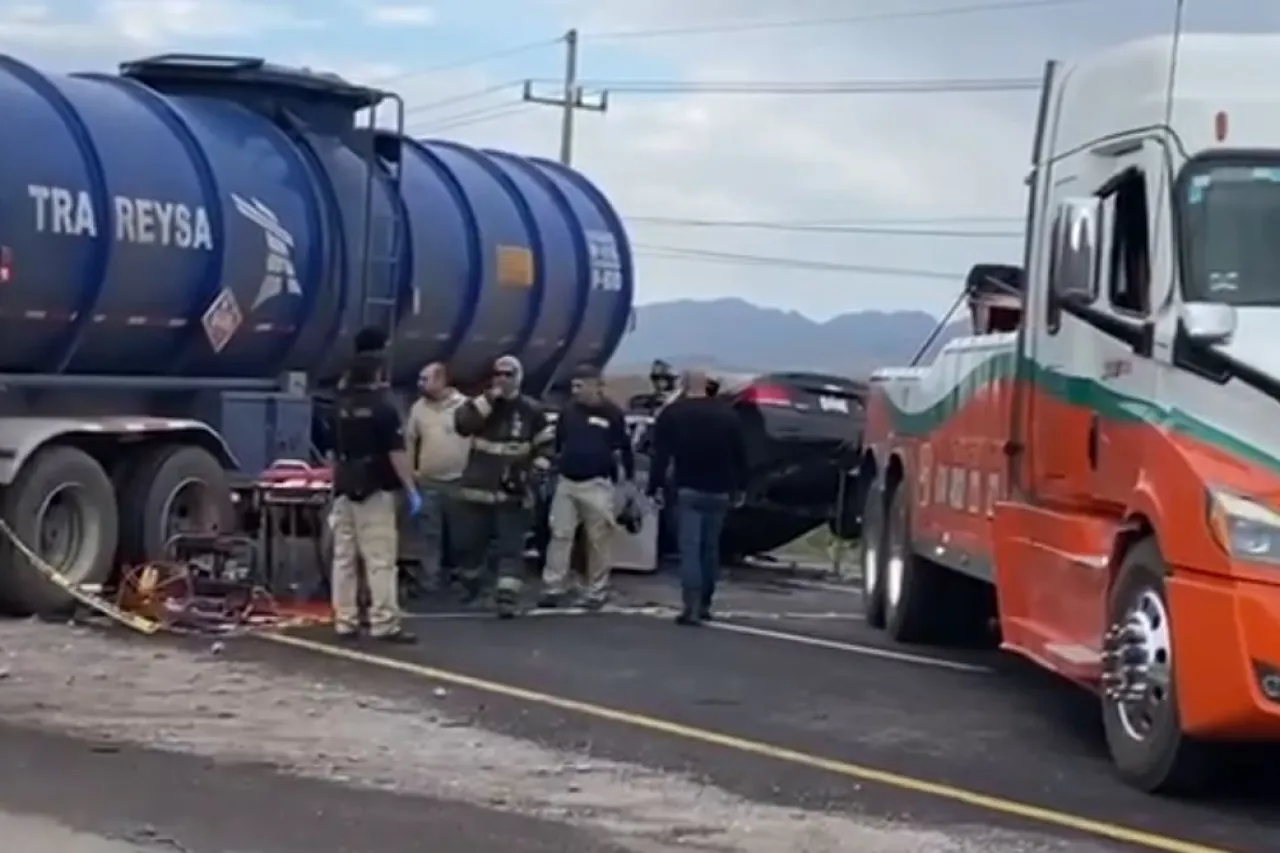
452, 355, 553, 618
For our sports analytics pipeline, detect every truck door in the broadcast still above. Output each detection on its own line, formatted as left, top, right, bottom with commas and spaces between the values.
1019, 143, 1167, 508
1087, 150, 1164, 508
1020, 189, 1102, 503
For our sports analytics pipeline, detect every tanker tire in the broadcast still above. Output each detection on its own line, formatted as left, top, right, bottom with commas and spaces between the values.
859, 482, 887, 629
0, 445, 118, 617
1101, 539, 1219, 794
883, 483, 949, 644
117, 445, 234, 565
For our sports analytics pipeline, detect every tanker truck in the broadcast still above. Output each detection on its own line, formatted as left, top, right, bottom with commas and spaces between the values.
0, 52, 634, 615
857, 33, 1280, 794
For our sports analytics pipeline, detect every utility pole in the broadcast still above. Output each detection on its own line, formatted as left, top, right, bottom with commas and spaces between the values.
521, 28, 608, 166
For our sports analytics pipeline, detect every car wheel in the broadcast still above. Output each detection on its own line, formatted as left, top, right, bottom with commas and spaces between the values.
1100, 537, 1219, 794
859, 482, 887, 628
883, 483, 949, 643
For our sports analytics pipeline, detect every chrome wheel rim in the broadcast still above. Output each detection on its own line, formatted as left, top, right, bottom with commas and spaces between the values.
886, 498, 906, 609
863, 542, 879, 596
1104, 588, 1173, 742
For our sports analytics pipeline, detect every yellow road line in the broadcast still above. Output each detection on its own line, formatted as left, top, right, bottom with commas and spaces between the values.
261, 631, 1237, 853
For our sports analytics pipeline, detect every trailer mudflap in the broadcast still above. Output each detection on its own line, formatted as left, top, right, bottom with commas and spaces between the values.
992, 500, 1121, 684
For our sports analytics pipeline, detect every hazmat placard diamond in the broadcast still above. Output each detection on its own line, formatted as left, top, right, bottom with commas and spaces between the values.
202, 288, 243, 354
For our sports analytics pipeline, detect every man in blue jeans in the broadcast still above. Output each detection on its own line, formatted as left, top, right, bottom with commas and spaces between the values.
647, 370, 748, 625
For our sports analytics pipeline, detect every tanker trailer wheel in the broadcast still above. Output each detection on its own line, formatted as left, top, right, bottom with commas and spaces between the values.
859, 481, 887, 629
0, 445, 118, 616
1100, 538, 1220, 794
117, 445, 234, 564
883, 483, 950, 644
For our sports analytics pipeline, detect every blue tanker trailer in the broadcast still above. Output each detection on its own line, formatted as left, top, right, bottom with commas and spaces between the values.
0, 52, 634, 615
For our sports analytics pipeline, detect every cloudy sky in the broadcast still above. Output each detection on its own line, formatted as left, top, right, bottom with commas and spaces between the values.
3, 0, 1275, 320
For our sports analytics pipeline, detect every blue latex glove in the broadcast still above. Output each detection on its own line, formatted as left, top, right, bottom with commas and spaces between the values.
406, 488, 424, 518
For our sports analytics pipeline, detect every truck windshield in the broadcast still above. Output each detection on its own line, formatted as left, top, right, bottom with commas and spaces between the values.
1180, 161, 1280, 305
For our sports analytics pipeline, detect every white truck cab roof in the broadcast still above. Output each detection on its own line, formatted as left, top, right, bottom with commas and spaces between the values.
1052, 33, 1280, 157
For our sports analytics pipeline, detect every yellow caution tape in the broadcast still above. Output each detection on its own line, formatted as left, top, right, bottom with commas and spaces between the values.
0, 518, 160, 635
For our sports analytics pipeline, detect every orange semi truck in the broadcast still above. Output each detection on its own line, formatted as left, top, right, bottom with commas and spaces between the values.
857, 33, 1280, 794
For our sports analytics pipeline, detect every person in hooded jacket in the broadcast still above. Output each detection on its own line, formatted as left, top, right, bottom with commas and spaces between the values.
452, 354, 553, 617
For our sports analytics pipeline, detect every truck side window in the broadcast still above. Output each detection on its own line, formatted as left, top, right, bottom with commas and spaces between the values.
1044, 203, 1068, 334
1108, 170, 1150, 315
1046, 200, 1097, 334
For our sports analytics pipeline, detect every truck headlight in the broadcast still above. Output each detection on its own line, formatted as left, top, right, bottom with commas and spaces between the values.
1207, 490, 1280, 565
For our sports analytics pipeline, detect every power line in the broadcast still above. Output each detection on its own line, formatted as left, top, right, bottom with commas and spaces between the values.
581, 0, 1105, 41
411, 102, 531, 133
846, 215, 1023, 224
628, 216, 1022, 237
403, 81, 522, 116
370, 37, 562, 85
633, 215, 1023, 226
634, 243, 962, 279
563, 77, 1040, 95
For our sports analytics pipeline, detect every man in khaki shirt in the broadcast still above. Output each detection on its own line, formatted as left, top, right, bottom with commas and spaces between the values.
404, 362, 471, 591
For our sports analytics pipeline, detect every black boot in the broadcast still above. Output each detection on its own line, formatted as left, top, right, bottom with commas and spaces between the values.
494, 584, 521, 619
458, 577, 484, 605
698, 589, 714, 622
675, 586, 703, 626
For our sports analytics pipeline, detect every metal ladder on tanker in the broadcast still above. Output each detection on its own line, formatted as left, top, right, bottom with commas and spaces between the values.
356, 94, 407, 378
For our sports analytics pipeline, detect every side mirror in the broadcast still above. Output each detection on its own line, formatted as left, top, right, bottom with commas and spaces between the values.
1180, 301, 1236, 346
1050, 197, 1100, 306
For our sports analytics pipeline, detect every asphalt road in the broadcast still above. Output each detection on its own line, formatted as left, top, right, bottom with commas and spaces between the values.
0, 723, 632, 853
266, 570, 1280, 852
0, 569, 1274, 853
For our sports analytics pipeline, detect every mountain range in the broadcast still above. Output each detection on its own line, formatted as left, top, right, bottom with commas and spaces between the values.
612, 298, 970, 377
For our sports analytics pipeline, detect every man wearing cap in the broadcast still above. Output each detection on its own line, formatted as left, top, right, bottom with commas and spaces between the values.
626, 359, 679, 415
329, 338, 422, 643
540, 364, 634, 609
452, 355, 553, 617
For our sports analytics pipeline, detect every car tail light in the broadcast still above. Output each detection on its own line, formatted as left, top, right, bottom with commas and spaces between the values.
0, 246, 11, 284
741, 383, 792, 407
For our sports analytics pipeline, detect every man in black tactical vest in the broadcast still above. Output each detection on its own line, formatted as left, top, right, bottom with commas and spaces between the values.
330, 343, 423, 642
452, 354, 553, 618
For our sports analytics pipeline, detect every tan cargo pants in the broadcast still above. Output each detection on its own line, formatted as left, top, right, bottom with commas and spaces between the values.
542, 477, 615, 601
329, 491, 401, 636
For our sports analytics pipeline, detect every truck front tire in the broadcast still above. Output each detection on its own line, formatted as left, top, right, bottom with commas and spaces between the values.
0, 445, 118, 616
1101, 538, 1219, 794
